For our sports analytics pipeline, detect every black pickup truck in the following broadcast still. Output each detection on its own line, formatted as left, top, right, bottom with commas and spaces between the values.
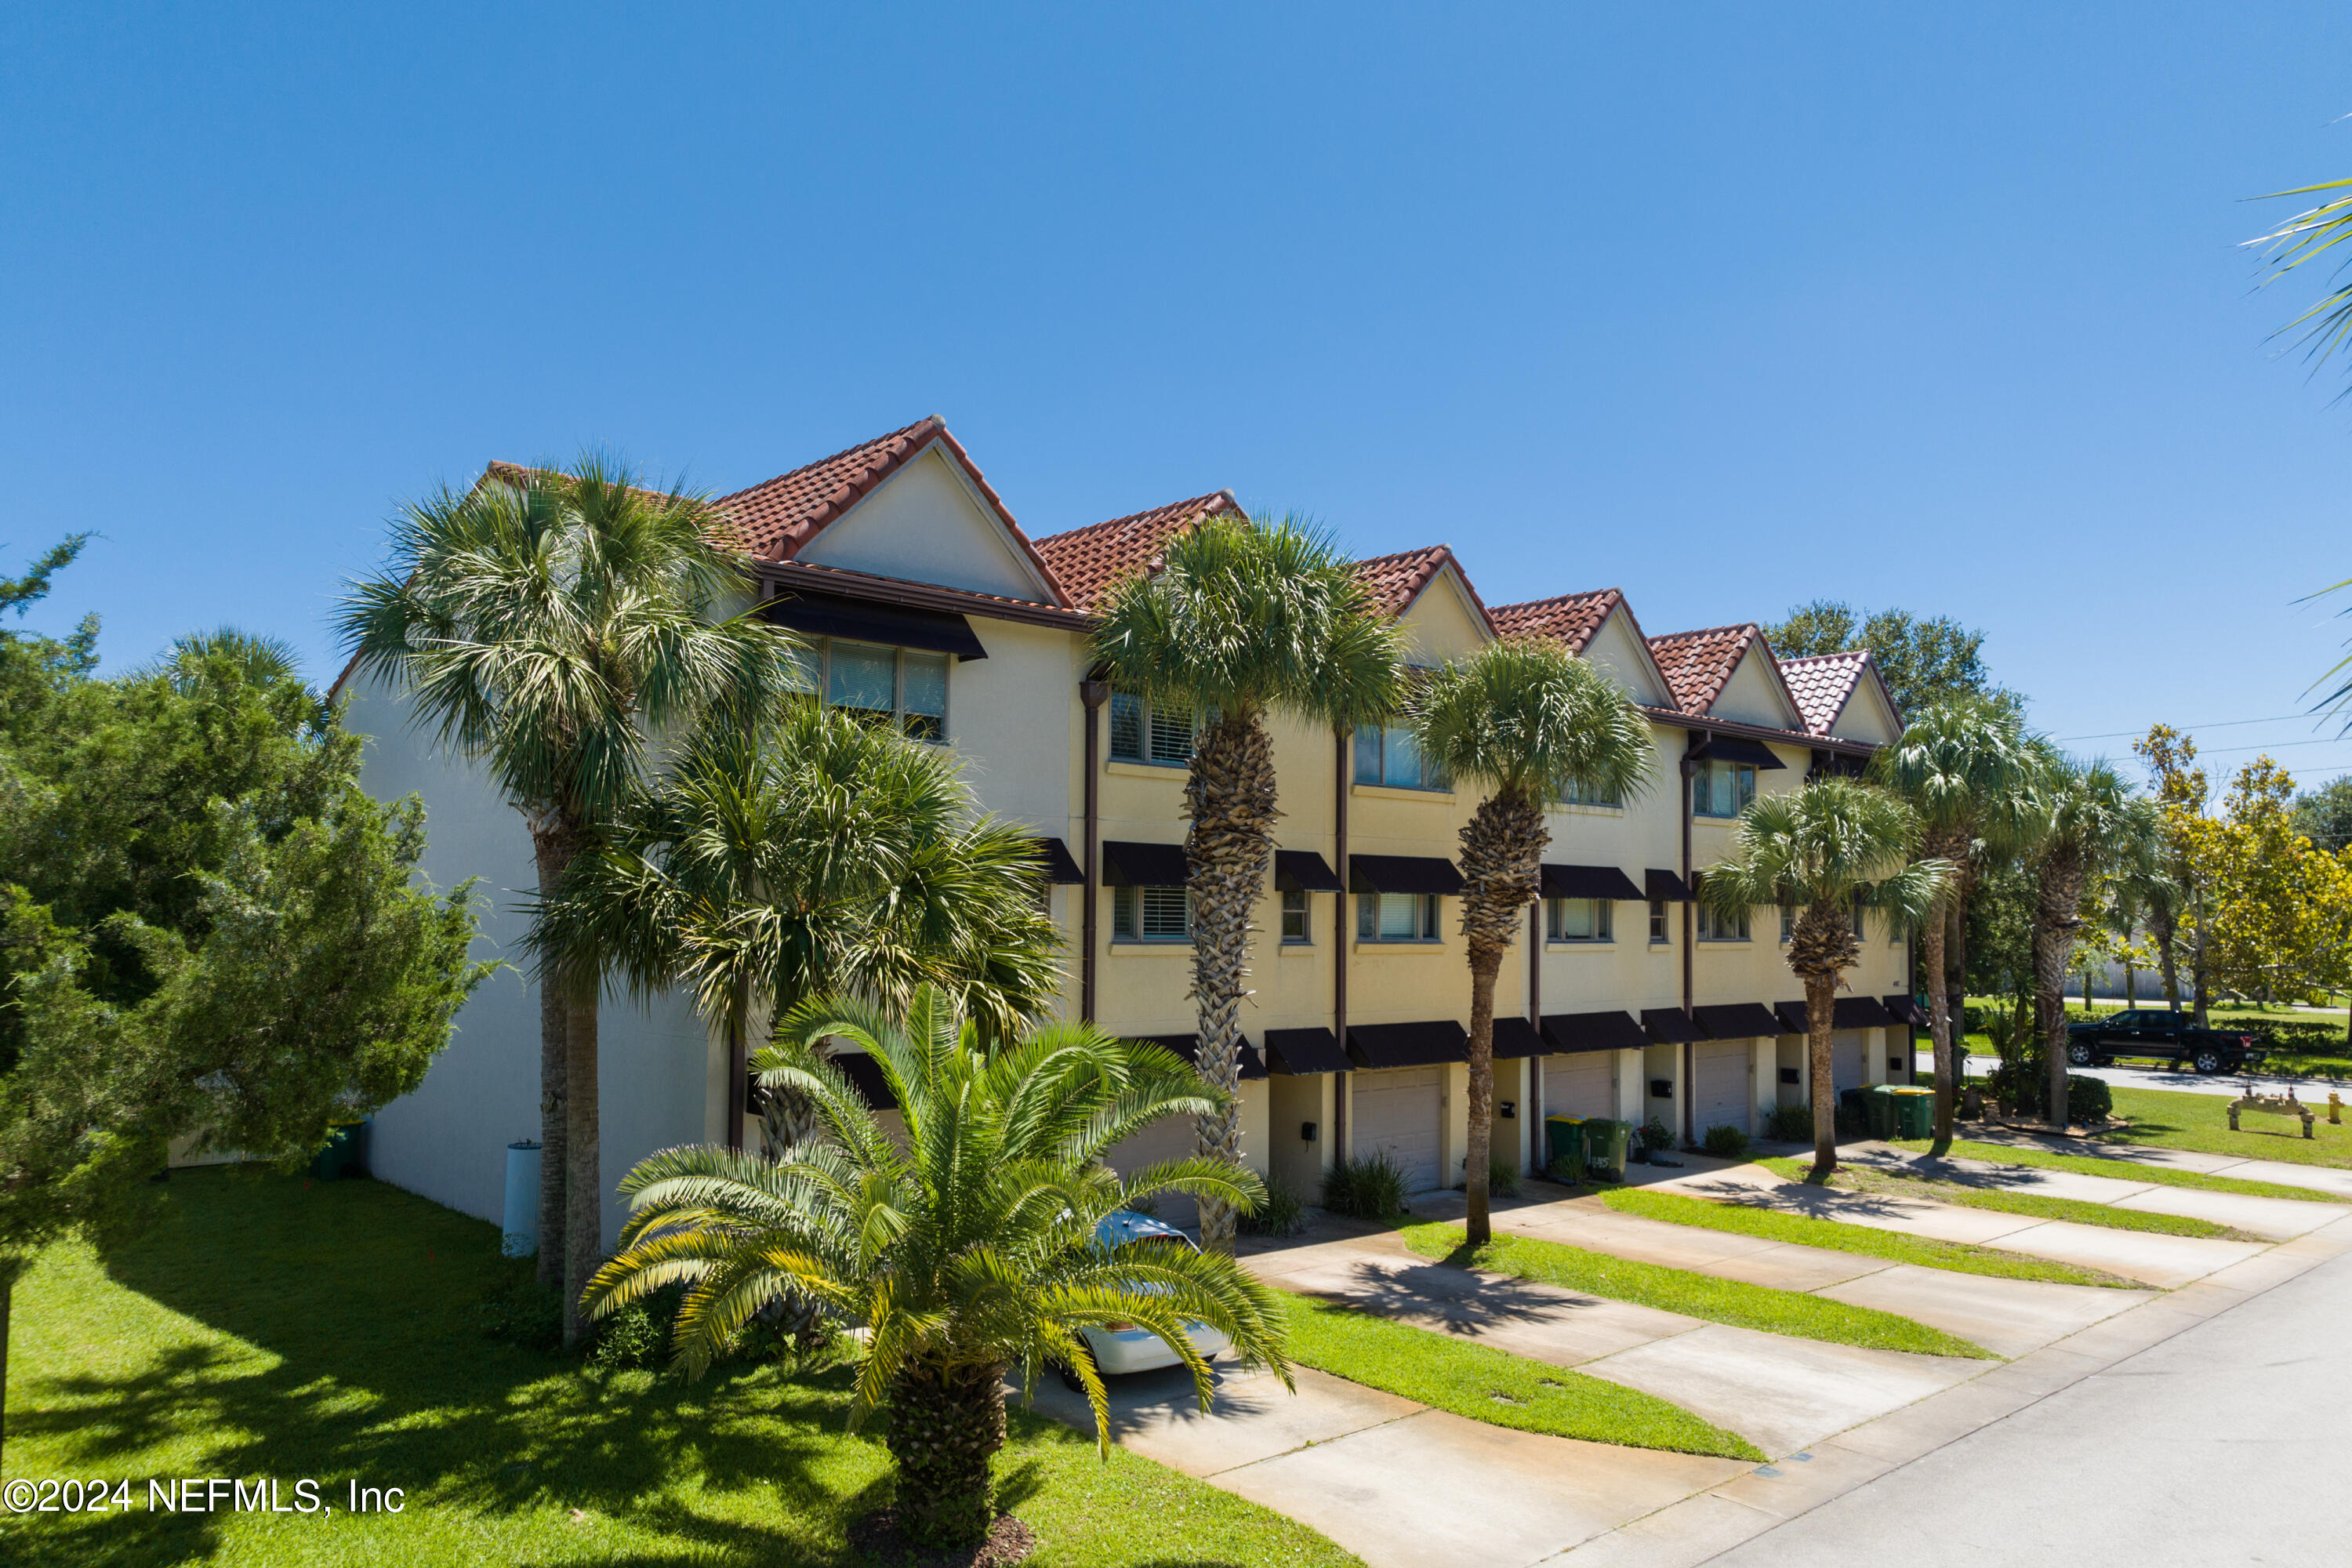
2064, 1009, 2267, 1075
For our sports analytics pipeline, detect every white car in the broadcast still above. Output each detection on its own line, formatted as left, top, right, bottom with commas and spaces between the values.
1061, 1210, 1232, 1385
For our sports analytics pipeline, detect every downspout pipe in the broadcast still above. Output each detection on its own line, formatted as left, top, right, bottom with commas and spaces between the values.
1333, 725, 1351, 1164
1527, 899, 1542, 1167
1080, 678, 1108, 1022
1682, 733, 1700, 1149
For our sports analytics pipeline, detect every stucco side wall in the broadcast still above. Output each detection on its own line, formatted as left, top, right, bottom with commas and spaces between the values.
795, 447, 1053, 602
1711, 645, 1800, 730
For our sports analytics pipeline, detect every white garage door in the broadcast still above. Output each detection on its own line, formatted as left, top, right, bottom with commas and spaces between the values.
1831, 1031, 1865, 1094
1352, 1065, 1443, 1191
1693, 1041, 1752, 1139
1105, 1113, 1200, 1230
1542, 1055, 1615, 1120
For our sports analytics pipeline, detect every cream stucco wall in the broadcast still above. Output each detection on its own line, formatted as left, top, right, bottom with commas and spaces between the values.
796, 446, 1056, 601
1711, 644, 1803, 731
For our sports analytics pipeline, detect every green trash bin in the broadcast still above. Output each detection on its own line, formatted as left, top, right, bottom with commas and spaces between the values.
1582, 1118, 1629, 1183
1888, 1087, 1935, 1140
1864, 1084, 1897, 1139
1544, 1115, 1586, 1183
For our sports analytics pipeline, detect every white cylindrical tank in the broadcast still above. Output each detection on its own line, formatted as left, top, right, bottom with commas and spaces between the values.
501, 1141, 540, 1258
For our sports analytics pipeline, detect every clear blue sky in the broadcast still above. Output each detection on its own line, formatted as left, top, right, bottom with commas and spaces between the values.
5, 4, 2350, 789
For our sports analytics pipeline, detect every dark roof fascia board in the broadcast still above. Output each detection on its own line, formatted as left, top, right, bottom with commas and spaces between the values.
1643, 706, 1881, 759
757, 560, 1094, 633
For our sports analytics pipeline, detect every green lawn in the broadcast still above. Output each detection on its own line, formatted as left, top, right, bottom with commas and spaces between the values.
1603, 1187, 2146, 1285
1887, 1137, 2347, 1203
0, 1169, 1359, 1568
1752, 1155, 2252, 1242
2097, 1085, 2352, 1171
1276, 1291, 1761, 1461
1396, 1223, 1994, 1360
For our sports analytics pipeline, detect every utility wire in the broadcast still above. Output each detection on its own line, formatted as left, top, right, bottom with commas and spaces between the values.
2056, 713, 2312, 742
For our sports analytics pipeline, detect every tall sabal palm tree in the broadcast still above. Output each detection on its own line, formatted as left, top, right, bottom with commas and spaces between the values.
586, 986, 1290, 1550
1092, 514, 1402, 1248
1411, 639, 1654, 1246
529, 703, 1065, 1153
2024, 752, 2157, 1130
336, 455, 795, 1339
1700, 778, 1951, 1178
1867, 698, 2042, 1151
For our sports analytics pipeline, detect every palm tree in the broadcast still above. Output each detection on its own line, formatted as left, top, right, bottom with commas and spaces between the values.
585, 985, 1290, 1550
1700, 777, 1951, 1178
1091, 514, 1402, 1248
336, 455, 795, 1340
2024, 753, 2157, 1130
528, 703, 1065, 1156
1410, 639, 1654, 1245
1867, 698, 2042, 1151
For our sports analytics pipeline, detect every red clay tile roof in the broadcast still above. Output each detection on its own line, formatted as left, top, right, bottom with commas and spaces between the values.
1780, 650, 1900, 735
1354, 545, 1495, 632
1488, 589, 1623, 653
1646, 624, 1767, 714
1030, 490, 1243, 613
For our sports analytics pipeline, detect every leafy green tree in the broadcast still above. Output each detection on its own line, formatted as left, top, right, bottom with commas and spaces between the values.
1699, 779, 1949, 1178
1410, 640, 1653, 1245
1091, 514, 1400, 1249
2024, 752, 2155, 1129
2292, 775, 2352, 854
338, 456, 797, 1338
585, 986, 1290, 1549
0, 535, 100, 745
2187, 757, 2352, 1009
1766, 599, 2013, 715
2134, 724, 2211, 1023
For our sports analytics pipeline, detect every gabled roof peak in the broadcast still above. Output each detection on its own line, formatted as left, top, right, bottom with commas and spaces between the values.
1646, 622, 1769, 714
1031, 490, 1243, 613
1780, 648, 1901, 735
1354, 544, 1494, 632
1488, 588, 1624, 654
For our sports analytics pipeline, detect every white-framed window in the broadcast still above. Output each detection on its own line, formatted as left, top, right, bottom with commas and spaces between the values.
1692, 760, 1755, 818
1696, 896, 1751, 942
1559, 779, 1622, 808
1109, 691, 1198, 765
1112, 884, 1192, 942
1357, 891, 1442, 942
1649, 898, 1670, 944
797, 639, 949, 743
1780, 905, 1795, 943
1545, 898, 1613, 942
1280, 887, 1311, 944
1851, 891, 1867, 939
1353, 724, 1450, 790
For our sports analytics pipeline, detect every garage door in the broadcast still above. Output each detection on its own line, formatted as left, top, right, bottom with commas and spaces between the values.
1104, 1113, 1200, 1230
1831, 1031, 1865, 1094
1542, 1054, 1615, 1120
1693, 1040, 1752, 1140
1352, 1065, 1443, 1192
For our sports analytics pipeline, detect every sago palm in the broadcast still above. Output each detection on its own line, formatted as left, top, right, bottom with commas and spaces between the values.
1092, 514, 1401, 1248
336, 454, 796, 1338
1700, 777, 1950, 1178
584, 985, 1290, 1549
1411, 639, 1654, 1245
1867, 697, 2042, 1151
529, 703, 1065, 1153
2024, 752, 2156, 1130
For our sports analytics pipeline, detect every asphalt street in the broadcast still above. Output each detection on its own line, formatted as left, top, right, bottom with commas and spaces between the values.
1918, 1051, 2350, 1098
1707, 1236, 2352, 1567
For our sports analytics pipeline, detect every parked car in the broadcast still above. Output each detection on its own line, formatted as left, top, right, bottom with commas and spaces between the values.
2065, 1008, 2267, 1075
1057, 1210, 1232, 1388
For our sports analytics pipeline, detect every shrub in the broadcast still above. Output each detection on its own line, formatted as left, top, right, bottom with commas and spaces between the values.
1488, 1154, 1522, 1199
1764, 1102, 1813, 1143
589, 1282, 688, 1370
1636, 1116, 1676, 1156
1700, 1123, 1751, 1160
1322, 1150, 1411, 1221
474, 1272, 563, 1353
1237, 1168, 1308, 1236
1988, 1065, 2114, 1123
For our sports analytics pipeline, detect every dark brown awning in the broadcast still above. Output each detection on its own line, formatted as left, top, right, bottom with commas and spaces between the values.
1694, 1003, 1784, 1040
1833, 996, 1900, 1030
1262, 1027, 1350, 1075
1491, 1017, 1544, 1058
1130, 1032, 1265, 1080
1274, 849, 1343, 892
1642, 1007, 1703, 1044
1349, 855, 1465, 895
1696, 736, 1787, 770
1773, 1000, 1812, 1035
1028, 837, 1084, 884
833, 1051, 898, 1110
1542, 1010, 1649, 1054
1646, 868, 1694, 902
1102, 840, 1189, 887
1883, 994, 1932, 1029
1539, 864, 1646, 902
1347, 1019, 1469, 1068
760, 589, 989, 660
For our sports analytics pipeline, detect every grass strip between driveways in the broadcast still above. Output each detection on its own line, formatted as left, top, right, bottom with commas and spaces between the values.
2097, 1085, 2352, 1172
1751, 1156, 2253, 1244
1275, 1289, 1763, 1461
1397, 1222, 1996, 1360
1889, 1136, 2347, 1203
1603, 1186, 2147, 1287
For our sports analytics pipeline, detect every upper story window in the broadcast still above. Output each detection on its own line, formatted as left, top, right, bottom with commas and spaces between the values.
1109, 691, 1198, 766
1546, 898, 1613, 942
1559, 779, 1623, 808
1357, 891, 1442, 942
800, 640, 949, 743
1355, 724, 1450, 791
1649, 898, 1670, 944
1692, 760, 1755, 818
1280, 887, 1311, 944
1694, 880, 1750, 942
1779, 905, 1795, 943
1112, 884, 1192, 942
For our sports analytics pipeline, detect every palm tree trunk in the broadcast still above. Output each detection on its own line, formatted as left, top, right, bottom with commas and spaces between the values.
886, 1359, 1008, 1548
529, 829, 572, 1290
1463, 942, 1502, 1245
1184, 711, 1279, 1252
2152, 902, 2180, 1008
563, 993, 600, 1348
1923, 893, 1957, 1153
1454, 786, 1543, 1248
2034, 854, 2085, 1132
1806, 975, 1838, 1178
1944, 878, 1968, 1065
